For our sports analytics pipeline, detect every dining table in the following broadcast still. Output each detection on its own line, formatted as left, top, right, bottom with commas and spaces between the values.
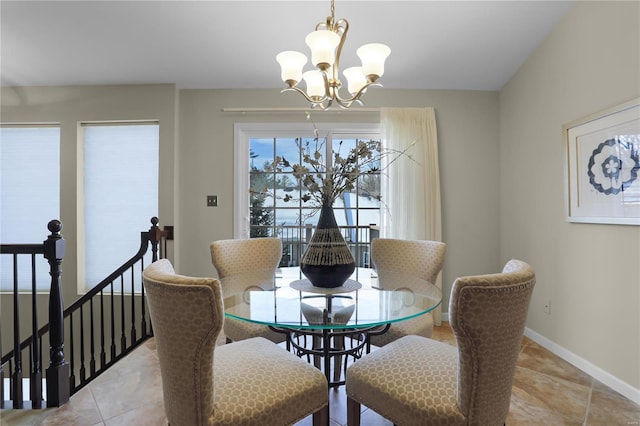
222, 266, 442, 387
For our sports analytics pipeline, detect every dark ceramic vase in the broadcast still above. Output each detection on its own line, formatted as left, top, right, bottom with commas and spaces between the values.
300, 203, 356, 288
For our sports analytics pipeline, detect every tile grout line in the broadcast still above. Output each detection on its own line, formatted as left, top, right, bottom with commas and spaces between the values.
582, 377, 595, 426
88, 382, 107, 425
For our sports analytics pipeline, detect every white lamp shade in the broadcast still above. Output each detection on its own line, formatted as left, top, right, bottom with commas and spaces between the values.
343, 67, 367, 95
356, 43, 391, 78
302, 70, 325, 97
305, 30, 341, 68
276, 51, 308, 83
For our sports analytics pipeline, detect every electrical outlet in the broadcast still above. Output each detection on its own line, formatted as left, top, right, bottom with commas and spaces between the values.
207, 195, 218, 207
544, 299, 551, 315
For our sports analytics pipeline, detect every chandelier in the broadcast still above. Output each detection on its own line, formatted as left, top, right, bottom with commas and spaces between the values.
276, 0, 391, 110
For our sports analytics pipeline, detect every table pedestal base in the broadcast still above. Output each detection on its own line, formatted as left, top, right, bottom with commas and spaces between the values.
270, 324, 391, 388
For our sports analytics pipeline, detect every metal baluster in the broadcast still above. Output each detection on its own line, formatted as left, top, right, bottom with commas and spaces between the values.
38, 334, 43, 394
27, 343, 32, 401
100, 289, 106, 369
30, 253, 42, 408
8, 360, 13, 400
110, 282, 116, 360
12, 254, 23, 408
89, 298, 96, 376
120, 276, 126, 352
79, 305, 85, 383
68, 312, 75, 389
162, 236, 168, 260
130, 268, 137, 344
140, 260, 148, 338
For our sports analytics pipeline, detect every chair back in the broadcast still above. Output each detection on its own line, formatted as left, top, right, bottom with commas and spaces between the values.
449, 259, 535, 426
142, 259, 223, 426
371, 238, 446, 285
210, 238, 282, 278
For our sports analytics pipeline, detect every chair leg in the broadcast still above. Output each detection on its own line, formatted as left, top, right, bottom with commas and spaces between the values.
346, 396, 361, 426
312, 403, 330, 426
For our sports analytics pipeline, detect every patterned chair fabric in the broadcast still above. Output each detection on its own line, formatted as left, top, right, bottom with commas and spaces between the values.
210, 238, 286, 343
143, 259, 329, 426
369, 238, 446, 346
210, 238, 283, 278
346, 259, 535, 426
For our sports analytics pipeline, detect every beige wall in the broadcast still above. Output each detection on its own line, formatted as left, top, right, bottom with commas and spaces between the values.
499, 0, 640, 392
176, 88, 500, 314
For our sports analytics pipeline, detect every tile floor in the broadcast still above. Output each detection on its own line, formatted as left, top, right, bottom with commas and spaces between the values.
1, 323, 639, 426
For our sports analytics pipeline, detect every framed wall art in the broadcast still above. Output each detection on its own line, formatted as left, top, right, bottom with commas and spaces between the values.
564, 97, 640, 225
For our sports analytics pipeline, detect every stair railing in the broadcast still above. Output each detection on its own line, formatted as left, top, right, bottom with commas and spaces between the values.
1, 219, 66, 409
1, 216, 168, 409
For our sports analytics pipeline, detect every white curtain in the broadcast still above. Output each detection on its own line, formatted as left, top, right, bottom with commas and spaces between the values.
380, 107, 443, 324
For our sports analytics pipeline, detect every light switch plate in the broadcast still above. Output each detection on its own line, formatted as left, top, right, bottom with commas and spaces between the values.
207, 195, 218, 207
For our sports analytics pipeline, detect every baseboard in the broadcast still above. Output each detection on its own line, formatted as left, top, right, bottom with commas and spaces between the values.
440, 313, 640, 405
524, 327, 640, 405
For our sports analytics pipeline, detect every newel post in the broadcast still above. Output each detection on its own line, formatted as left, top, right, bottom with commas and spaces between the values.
149, 216, 161, 262
44, 220, 70, 407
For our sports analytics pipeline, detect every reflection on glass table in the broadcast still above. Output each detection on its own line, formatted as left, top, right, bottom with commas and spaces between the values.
222, 267, 442, 387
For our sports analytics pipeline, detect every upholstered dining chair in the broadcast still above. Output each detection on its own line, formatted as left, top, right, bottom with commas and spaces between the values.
368, 238, 446, 347
210, 237, 285, 343
143, 259, 329, 426
346, 259, 536, 426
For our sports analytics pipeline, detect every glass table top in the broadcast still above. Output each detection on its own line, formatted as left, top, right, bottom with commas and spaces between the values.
222, 267, 442, 330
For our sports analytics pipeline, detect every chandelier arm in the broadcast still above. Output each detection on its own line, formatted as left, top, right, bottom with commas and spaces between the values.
334, 81, 382, 105
281, 87, 328, 105
332, 18, 349, 84
280, 87, 333, 110
322, 72, 333, 101
334, 97, 354, 109
311, 98, 332, 110
324, 97, 334, 109
334, 93, 364, 109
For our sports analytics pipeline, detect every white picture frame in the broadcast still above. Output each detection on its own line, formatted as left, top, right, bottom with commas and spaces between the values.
564, 97, 640, 225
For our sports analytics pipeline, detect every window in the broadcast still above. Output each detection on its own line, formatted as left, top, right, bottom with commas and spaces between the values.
82, 122, 159, 291
235, 123, 381, 267
0, 125, 60, 291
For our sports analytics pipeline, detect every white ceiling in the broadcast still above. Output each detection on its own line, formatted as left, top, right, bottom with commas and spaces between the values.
1, 0, 575, 91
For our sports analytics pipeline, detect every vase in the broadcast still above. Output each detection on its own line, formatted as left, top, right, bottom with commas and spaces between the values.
300, 202, 356, 288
